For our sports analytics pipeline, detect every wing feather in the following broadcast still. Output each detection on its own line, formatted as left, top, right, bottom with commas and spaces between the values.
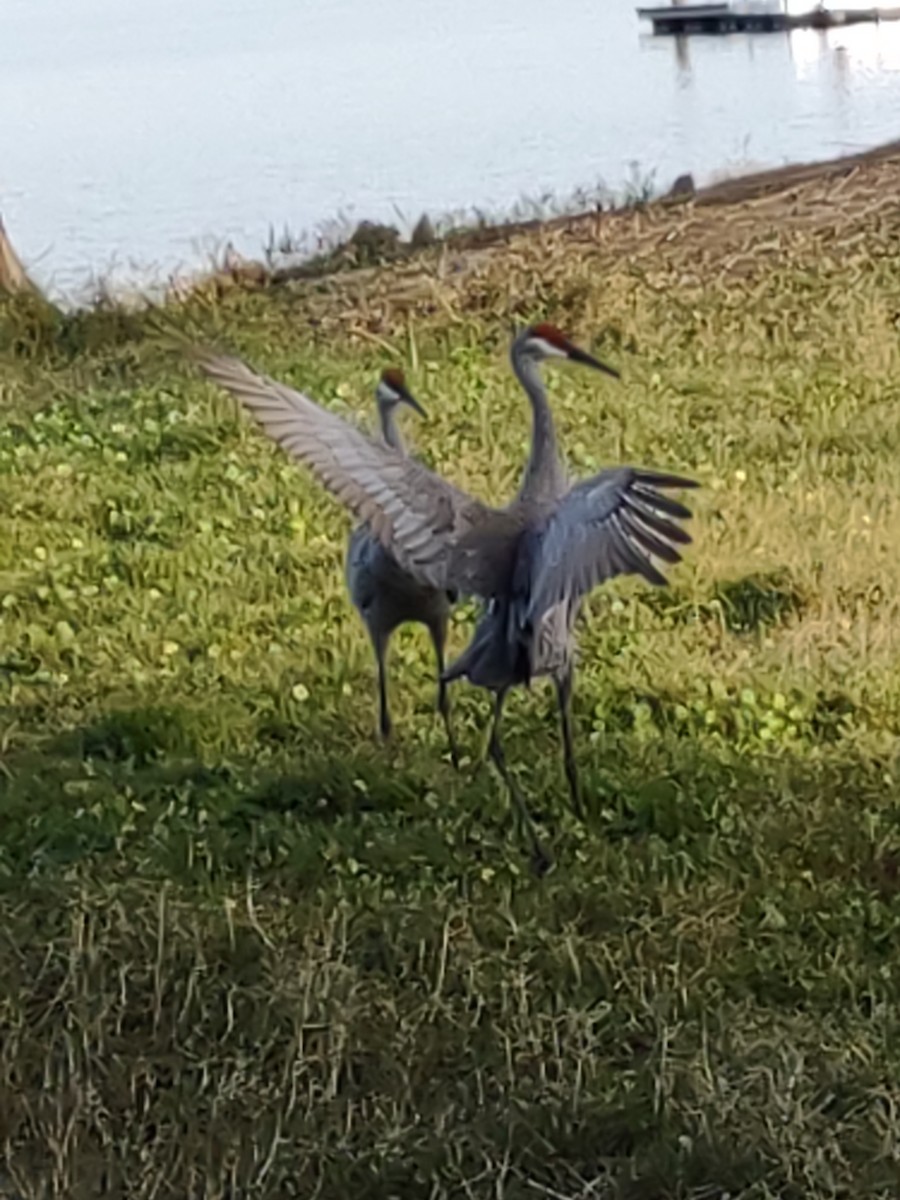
194, 349, 518, 596
525, 466, 698, 624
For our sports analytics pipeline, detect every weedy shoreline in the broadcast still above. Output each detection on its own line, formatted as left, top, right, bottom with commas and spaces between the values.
1, 142, 899, 1197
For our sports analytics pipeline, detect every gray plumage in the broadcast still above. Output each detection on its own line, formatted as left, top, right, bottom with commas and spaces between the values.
345, 368, 459, 764
193, 324, 698, 872
436, 325, 695, 870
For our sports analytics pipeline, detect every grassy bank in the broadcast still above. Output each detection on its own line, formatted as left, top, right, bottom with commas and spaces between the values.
2, 156, 900, 1198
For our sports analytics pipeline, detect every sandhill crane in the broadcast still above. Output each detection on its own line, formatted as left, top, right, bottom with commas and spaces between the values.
194, 326, 697, 872
346, 368, 459, 765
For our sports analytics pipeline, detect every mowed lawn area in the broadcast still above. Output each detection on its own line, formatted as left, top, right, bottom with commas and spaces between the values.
1, 163, 900, 1197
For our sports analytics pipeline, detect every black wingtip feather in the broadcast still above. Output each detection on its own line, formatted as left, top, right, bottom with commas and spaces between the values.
630, 488, 694, 521
610, 522, 666, 586
621, 512, 683, 565
639, 559, 669, 587
635, 470, 701, 490
624, 497, 693, 545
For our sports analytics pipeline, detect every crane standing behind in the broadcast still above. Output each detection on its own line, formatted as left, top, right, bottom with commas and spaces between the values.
194, 326, 697, 873
346, 369, 459, 765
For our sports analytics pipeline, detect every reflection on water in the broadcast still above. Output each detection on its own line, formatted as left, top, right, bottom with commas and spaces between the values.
2, 0, 900, 298
790, 22, 900, 76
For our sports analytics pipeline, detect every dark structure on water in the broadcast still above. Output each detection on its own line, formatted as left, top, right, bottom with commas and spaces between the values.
637, 2, 900, 35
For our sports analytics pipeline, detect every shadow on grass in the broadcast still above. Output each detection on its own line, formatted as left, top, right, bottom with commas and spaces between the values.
0, 700, 461, 885
643, 566, 809, 634
0, 686, 894, 890
1, 698, 899, 1198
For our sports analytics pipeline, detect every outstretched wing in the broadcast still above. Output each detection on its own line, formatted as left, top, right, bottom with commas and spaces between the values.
524, 467, 698, 626
194, 349, 518, 597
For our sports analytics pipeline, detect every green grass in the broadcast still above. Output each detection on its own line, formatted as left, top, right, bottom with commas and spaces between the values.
1, 185, 900, 1197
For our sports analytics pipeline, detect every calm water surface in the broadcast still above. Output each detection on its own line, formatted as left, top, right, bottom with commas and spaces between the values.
3, 0, 900, 298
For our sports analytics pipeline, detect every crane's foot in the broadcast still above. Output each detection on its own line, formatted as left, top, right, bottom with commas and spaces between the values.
529, 840, 554, 878
569, 786, 586, 825
436, 679, 460, 771
564, 752, 586, 822
486, 687, 555, 878
440, 713, 461, 770
444, 728, 461, 771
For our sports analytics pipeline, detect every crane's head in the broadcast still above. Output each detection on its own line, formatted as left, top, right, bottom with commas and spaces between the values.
517, 322, 620, 379
375, 367, 426, 417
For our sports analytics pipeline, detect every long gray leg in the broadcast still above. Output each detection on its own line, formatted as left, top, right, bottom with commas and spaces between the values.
555, 666, 584, 820
373, 633, 392, 742
488, 689, 552, 876
429, 622, 460, 769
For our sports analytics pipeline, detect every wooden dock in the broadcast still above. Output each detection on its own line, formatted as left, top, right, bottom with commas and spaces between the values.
637, 4, 900, 35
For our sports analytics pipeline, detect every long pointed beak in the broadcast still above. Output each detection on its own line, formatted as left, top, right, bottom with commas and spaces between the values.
397, 384, 427, 418
567, 344, 620, 379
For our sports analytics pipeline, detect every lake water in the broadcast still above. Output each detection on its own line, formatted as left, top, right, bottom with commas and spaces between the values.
3, 0, 900, 300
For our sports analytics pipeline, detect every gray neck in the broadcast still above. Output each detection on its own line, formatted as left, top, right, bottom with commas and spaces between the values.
378, 401, 405, 454
512, 344, 567, 502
